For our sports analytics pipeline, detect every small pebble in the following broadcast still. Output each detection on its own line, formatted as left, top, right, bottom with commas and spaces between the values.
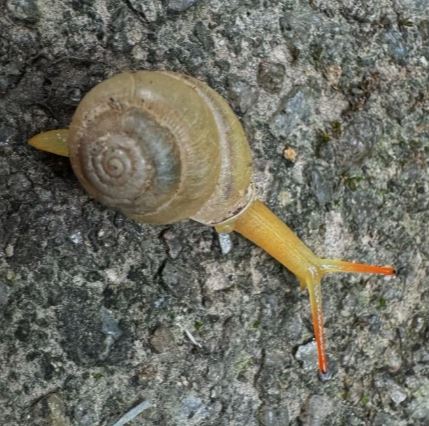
6, 0, 40, 23
228, 77, 258, 113
308, 165, 333, 206
384, 347, 402, 373
390, 387, 407, 405
257, 61, 286, 94
295, 341, 318, 371
270, 86, 315, 138
69, 231, 83, 245
179, 395, 209, 422
162, 229, 183, 259
99, 307, 122, 360
5, 244, 14, 258
218, 233, 233, 255
149, 325, 175, 353
283, 146, 297, 163
101, 307, 122, 339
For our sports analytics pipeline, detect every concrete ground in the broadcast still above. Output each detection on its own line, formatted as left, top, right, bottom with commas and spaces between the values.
0, 0, 428, 425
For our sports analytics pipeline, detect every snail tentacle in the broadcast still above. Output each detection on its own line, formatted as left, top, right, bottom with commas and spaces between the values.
28, 128, 70, 157
229, 200, 395, 374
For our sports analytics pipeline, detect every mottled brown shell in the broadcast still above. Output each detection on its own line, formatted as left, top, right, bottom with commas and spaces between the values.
68, 71, 252, 225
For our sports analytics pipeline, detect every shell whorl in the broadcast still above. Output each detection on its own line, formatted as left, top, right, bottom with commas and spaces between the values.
68, 71, 253, 225
75, 106, 181, 213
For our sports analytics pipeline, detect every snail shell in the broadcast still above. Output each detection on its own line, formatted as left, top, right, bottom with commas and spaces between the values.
68, 71, 253, 225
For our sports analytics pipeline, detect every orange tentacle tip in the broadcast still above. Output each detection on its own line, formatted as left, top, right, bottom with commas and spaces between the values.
323, 259, 396, 276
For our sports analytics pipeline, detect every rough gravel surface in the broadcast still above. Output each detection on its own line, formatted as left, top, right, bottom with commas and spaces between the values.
1, 1, 428, 425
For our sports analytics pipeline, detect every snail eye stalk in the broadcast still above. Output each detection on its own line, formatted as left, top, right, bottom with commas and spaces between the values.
230, 200, 395, 375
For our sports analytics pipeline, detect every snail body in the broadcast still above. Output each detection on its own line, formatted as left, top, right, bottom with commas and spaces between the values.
29, 70, 395, 375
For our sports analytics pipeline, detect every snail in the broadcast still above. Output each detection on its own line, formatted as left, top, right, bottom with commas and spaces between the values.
28, 70, 395, 376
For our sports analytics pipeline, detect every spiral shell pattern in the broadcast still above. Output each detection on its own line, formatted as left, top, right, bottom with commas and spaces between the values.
80, 131, 153, 205
72, 103, 183, 214
67, 71, 252, 225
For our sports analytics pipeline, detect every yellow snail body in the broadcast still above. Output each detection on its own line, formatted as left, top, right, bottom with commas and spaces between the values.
29, 70, 395, 376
